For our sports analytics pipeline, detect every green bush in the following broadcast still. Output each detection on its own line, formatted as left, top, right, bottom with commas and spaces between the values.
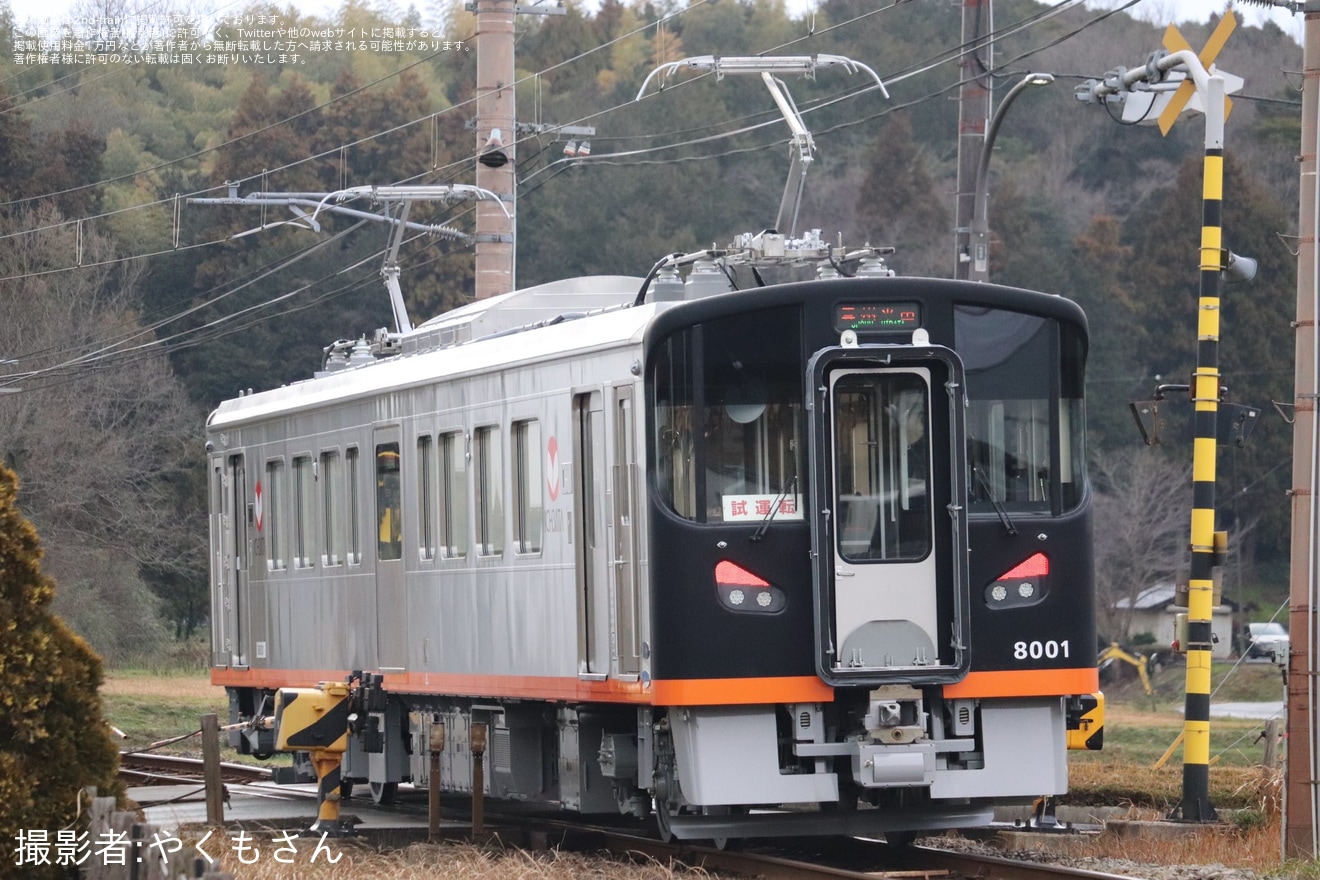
0, 464, 120, 880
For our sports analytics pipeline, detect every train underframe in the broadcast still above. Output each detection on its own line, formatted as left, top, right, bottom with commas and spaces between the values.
228, 679, 1070, 839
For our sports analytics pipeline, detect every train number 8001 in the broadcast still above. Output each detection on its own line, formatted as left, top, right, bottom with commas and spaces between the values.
1013, 640, 1070, 661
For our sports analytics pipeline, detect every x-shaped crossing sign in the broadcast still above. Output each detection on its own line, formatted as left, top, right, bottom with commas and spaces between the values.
1157, 11, 1238, 135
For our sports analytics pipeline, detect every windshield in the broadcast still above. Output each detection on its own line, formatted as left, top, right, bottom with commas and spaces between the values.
955, 306, 1085, 515
652, 306, 804, 523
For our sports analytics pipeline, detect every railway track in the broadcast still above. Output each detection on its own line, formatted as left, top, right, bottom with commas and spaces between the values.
119, 751, 274, 786
521, 822, 1137, 880
119, 756, 1138, 880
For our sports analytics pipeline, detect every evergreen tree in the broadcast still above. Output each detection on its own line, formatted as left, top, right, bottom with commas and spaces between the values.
855, 112, 948, 276
1068, 214, 1147, 449
0, 463, 120, 880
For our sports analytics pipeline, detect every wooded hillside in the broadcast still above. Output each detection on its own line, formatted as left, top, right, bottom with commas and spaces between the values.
0, 0, 1302, 652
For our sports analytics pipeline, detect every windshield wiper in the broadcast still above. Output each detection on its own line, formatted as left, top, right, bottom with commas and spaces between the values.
973, 467, 1017, 537
751, 475, 798, 543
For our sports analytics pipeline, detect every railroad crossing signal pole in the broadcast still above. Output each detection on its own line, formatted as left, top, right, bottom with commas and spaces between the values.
1176, 71, 1227, 822
1077, 11, 1241, 823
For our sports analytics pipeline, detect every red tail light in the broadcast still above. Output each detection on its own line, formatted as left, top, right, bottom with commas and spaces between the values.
985, 553, 1049, 609
1000, 553, 1049, 580
714, 561, 784, 613
715, 560, 770, 587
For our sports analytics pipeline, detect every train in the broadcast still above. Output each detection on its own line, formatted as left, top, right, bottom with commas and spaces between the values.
207, 226, 1101, 841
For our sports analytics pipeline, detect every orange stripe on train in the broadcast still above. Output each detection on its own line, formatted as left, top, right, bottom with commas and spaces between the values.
943, 668, 1099, 699
212, 666, 1097, 706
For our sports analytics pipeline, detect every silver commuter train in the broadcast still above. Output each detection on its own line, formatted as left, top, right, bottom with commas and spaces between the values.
208, 258, 1099, 841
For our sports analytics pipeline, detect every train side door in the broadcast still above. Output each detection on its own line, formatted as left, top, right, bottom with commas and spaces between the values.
215, 453, 248, 667
374, 429, 408, 671
611, 386, 641, 676
807, 350, 969, 686
574, 391, 610, 676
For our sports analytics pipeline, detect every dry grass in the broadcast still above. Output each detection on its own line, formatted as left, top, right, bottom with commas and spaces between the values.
995, 766, 1286, 873
192, 839, 716, 879
102, 670, 221, 701
972, 812, 1286, 875
1066, 759, 1274, 810
1069, 805, 1281, 872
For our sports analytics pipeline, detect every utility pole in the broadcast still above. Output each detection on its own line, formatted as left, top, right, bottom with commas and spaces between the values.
470, 1, 584, 300
473, 0, 516, 299
1286, 0, 1320, 859
954, 0, 992, 280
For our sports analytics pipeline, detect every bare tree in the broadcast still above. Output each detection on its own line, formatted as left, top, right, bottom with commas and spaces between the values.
0, 206, 202, 659
1091, 447, 1191, 641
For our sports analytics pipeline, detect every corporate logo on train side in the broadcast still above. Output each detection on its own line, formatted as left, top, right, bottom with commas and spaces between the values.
546, 436, 561, 501
254, 480, 264, 532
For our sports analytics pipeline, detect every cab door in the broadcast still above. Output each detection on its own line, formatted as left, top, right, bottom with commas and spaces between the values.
807, 348, 969, 686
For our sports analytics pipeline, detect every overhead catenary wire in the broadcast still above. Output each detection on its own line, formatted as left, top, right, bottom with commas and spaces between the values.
0, 221, 374, 389
0, 0, 1106, 309
0, 1, 1132, 307
0, 241, 389, 393
0, 0, 724, 219
0, 0, 1185, 383
0, 158, 481, 373
0, 193, 481, 392
0, 0, 1077, 250
520, 0, 1119, 188
525, 0, 1141, 190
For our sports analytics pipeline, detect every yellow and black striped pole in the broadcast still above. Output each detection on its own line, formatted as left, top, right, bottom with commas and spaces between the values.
1172, 74, 1227, 824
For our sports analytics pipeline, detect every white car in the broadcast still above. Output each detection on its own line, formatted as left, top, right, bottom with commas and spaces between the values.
1240, 621, 1289, 662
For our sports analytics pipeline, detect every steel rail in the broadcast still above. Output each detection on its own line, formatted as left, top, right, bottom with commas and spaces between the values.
119, 751, 275, 784
905, 843, 1142, 880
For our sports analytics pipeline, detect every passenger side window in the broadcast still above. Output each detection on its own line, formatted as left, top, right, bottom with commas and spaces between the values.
265, 460, 286, 572
321, 451, 342, 567
346, 448, 361, 565
475, 426, 504, 557
440, 432, 467, 559
293, 456, 315, 569
418, 435, 436, 562
513, 420, 543, 554
376, 443, 402, 561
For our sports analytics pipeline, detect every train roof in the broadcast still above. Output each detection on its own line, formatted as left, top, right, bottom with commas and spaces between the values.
402, 275, 646, 354
208, 276, 653, 431
207, 273, 1088, 432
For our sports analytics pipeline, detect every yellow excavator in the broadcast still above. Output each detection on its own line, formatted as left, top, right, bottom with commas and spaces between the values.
1098, 642, 1153, 696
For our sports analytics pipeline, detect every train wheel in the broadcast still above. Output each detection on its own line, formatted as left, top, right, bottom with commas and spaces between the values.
369, 781, 398, 805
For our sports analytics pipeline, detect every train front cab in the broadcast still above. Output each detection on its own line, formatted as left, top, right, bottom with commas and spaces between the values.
644, 279, 1096, 838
